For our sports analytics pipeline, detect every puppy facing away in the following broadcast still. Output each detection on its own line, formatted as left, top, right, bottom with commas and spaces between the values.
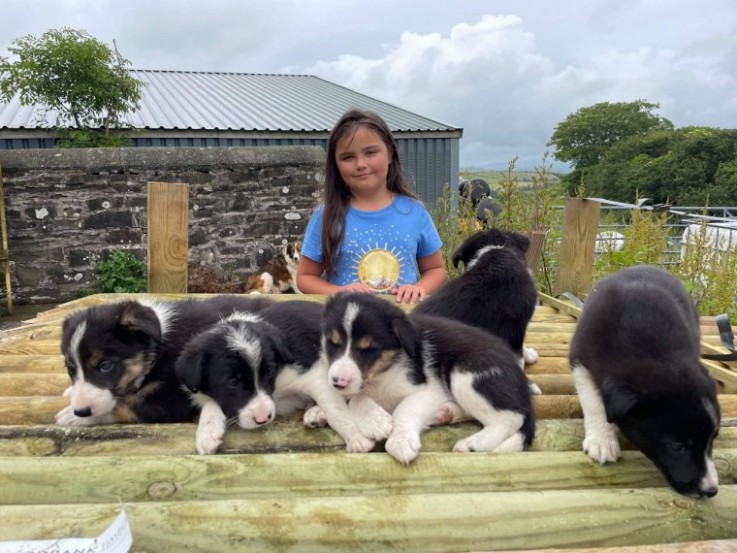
415, 228, 540, 391
322, 292, 535, 464
56, 295, 273, 426
175, 300, 392, 454
244, 240, 302, 294
569, 265, 720, 498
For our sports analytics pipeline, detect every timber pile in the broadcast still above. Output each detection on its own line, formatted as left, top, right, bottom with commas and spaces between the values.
0, 293, 736, 552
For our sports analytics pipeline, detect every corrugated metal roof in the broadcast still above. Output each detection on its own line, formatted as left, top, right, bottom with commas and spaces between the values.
0, 70, 459, 133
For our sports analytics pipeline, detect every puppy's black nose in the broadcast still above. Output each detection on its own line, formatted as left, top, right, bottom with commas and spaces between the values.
699, 486, 718, 498
74, 407, 92, 417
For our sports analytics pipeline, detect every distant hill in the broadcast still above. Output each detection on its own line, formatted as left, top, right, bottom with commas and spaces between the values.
459, 169, 561, 188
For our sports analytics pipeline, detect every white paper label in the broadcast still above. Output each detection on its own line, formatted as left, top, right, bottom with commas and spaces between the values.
0, 507, 132, 553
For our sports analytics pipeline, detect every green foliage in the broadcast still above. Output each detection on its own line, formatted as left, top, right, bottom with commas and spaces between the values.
0, 27, 142, 147
433, 154, 565, 294
548, 100, 673, 170
671, 220, 737, 322
594, 208, 671, 278
95, 250, 147, 293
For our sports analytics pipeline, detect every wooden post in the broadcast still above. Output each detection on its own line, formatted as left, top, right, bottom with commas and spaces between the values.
0, 161, 12, 314
554, 197, 600, 298
147, 182, 189, 294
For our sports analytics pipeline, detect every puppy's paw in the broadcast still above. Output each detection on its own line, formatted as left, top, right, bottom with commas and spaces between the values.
385, 431, 422, 464
583, 432, 621, 464
195, 422, 225, 455
453, 434, 483, 453
55, 406, 95, 427
523, 346, 539, 365
303, 405, 328, 428
528, 382, 543, 395
356, 408, 393, 441
62, 386, 73, 398
344, 433, 375, 453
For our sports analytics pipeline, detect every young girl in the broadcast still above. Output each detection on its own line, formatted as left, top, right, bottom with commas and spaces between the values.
297, 108, 446, 304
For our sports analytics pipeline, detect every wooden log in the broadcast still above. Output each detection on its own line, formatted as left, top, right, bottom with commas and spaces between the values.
1, 486, 736, 550
0, 354, 63, 373
2, 419, 737, 458
4, 394, 737, 426
147, 182, 189, 294
0, 373, 68, 396
2, 448, 737, 506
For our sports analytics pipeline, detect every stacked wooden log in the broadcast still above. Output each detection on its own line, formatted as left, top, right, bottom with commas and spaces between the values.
0, 293, 736, 551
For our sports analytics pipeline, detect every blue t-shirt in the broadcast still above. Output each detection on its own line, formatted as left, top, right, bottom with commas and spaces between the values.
302, 194, 442, 291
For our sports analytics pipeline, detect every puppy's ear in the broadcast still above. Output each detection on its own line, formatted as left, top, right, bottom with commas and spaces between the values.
392, 314, 418, 359
268, 329, 295, 366
117, 302, 162, 342
452, 241, 472, 268
175, 346, 206, 394
601, 378, 641, 422
510, 232, 531, 255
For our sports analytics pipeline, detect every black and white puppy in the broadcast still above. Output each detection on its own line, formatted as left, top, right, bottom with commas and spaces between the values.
56, 295, 273, 426
175, 300, 392, 454
569, 265, 720, 498
323, 292, 535, 464
415, 228, 540, 392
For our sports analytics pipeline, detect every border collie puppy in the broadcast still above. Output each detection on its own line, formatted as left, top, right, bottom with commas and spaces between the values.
56, 295, 273, 426
569, 265, 720, 498
322, 292, 535, 464
175, 300, 392, 454
415, 228, 540, 392
244, 240, 302, 294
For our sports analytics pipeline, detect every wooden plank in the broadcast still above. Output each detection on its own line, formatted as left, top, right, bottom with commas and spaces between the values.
0, 354, 63, 373
3, 448, 737, 506
554, 197, 601, 298
2, 418, 737, 458
147, 181, 189, 293
1, 486, 736, 550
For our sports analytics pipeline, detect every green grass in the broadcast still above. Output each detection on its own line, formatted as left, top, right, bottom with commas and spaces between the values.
460, 169, 561, 189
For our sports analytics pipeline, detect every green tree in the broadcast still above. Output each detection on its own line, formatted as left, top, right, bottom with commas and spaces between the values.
0, 28, 142, 147
548, 100, 673, 173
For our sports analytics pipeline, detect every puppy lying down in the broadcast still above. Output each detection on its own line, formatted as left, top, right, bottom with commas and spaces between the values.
319, 292, 535, 464
175, 300, 392, 454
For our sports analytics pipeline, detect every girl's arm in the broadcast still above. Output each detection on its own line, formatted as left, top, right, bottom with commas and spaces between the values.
296, 256, 374, 295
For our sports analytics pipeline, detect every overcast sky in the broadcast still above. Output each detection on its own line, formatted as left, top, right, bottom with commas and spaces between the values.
2, 0, 735, 170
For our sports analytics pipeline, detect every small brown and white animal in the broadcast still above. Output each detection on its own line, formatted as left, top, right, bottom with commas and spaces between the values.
322, 292, 535, 464
244, 240, 301, 294
55, 295, 273, 426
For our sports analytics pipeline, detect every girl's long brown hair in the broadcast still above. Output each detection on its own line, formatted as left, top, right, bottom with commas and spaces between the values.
321, 108, 417, 278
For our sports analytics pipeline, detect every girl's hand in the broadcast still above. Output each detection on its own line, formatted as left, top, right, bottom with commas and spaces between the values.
340, 282, 375, 294
391, 284, 426, 304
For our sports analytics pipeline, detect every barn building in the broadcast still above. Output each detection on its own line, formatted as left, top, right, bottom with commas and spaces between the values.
0, 70, 462, 204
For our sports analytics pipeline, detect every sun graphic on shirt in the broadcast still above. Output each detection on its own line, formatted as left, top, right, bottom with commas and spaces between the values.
354, 245, 403, 291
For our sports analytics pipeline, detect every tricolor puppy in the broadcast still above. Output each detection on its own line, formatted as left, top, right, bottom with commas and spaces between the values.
569, 265, 720, 498
323, 292, 535, 464
175, 300, 392, 455
244, 240, 302, 294
56, 296, 273, 426
415, 228, 540, 394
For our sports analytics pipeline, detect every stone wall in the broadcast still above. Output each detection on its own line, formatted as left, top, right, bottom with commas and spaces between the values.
0, 146, 324, 305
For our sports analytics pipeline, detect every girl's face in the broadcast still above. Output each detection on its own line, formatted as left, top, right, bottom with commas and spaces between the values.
334, 127, 391, 197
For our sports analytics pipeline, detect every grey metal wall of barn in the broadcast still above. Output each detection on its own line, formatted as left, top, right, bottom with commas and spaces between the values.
0, 135, 459, 205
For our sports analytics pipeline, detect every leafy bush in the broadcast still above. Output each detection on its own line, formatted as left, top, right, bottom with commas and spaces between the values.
432, 154, 564, 294
95, 250, 147, 293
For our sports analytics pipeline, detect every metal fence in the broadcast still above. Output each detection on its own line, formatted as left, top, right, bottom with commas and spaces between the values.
592, 198, 737, 266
